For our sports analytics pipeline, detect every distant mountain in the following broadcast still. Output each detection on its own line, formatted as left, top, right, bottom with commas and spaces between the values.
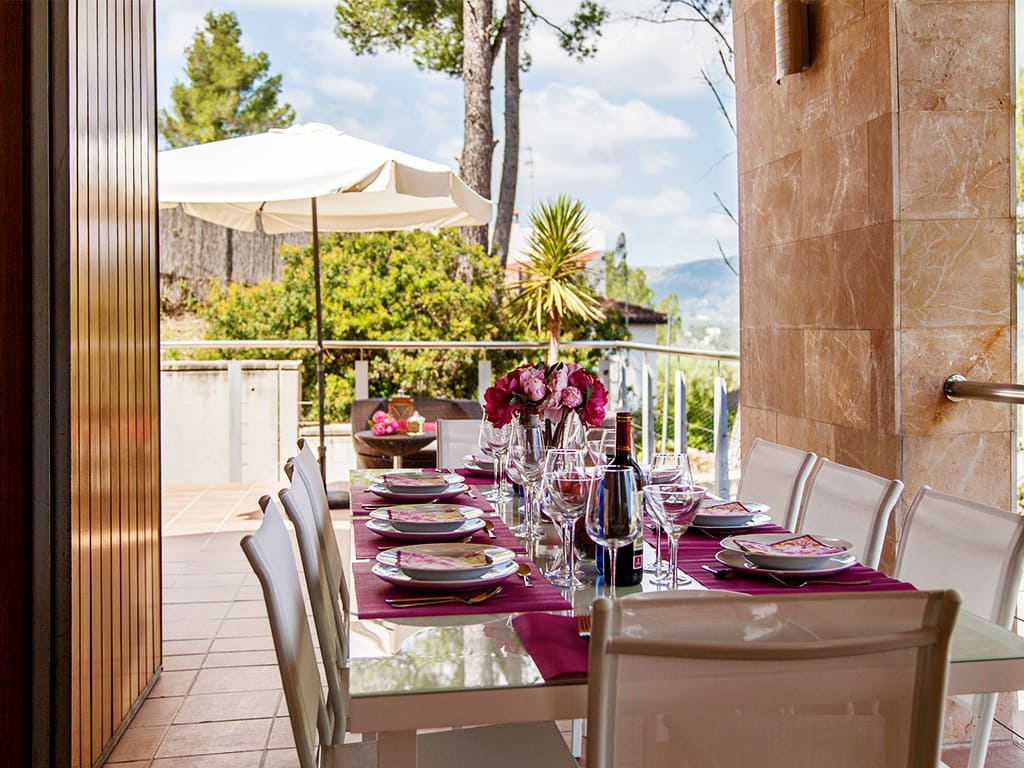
640, 258, 739, 329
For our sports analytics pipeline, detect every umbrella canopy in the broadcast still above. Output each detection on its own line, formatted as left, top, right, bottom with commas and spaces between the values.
158, 122, 491, 231
158, 123, 492, 484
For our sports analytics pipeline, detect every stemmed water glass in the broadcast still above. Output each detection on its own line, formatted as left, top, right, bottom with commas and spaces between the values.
507, 420, 545, 539
642, 483, 707, 589
542, 449, 594, 588
479, 419, 512, 502
585, 465, 641, 599
585, 428, 614, 466
646, 453, 692, 583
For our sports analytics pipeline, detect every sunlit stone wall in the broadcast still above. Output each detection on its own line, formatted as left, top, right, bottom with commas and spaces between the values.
735, 1, 1016, 543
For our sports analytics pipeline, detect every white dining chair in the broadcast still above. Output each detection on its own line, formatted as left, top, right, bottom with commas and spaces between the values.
795, 458, 903, 569
242, 498, 578, 768
895, 486, 1024, 768
586, 589, 960, 768
735, 437, 817, 530
435, 418, 482, 469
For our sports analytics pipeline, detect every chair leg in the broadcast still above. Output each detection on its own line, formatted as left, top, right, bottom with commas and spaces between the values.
966, 692, 999, 768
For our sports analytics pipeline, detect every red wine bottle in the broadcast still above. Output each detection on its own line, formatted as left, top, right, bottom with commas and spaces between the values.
598, 411, 644, 586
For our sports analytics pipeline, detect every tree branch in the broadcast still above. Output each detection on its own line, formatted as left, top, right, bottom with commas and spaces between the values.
701, 68, 735, 135
716, 239, 738, 277
520, 0, 571, 39
713, 191, 737, 225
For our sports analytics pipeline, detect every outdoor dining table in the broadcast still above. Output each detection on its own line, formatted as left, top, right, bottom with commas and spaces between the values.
353, 429, 437, 468
344, 470, 1024, 768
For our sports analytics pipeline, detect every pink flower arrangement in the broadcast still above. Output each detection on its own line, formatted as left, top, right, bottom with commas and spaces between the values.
483, 362, 608, 430
371, 409, 401, 435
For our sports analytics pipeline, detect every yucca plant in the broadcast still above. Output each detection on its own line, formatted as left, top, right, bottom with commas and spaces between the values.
510, 196, 605, 364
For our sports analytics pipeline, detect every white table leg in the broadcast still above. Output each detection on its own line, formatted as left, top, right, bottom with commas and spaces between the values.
377, 730, 417, 768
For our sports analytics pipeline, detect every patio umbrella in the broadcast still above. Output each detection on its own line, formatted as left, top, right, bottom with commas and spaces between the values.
158, 123, 492, 483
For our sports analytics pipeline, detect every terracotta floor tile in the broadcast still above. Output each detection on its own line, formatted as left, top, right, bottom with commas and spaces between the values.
209, 636, 274, 653
164, 602, 232, 622
266, 716, 295, 749
164, 586, 240, 604
163, 654, 205, 671
164, 573, 246, 589
150, 669, 197, 698
107, 724, 167, 762
150, 752, 264, 768
131, 696, 183, 727
190, 665, 280, 694
216, 617, 271, 638
163, 638, 211, 656
154, 719, 272, 758
261, 748, 301, 768
225, 600, 266, 619
163, 618, 223, 642
204, 650, 277, 668
174, 690, 282, 723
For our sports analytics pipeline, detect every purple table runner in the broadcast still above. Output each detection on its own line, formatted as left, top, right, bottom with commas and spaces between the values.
511, 614, 588, 681
352, 557, 571, 619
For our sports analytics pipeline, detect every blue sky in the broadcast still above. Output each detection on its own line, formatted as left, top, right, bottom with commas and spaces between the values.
156, 0, 739, 270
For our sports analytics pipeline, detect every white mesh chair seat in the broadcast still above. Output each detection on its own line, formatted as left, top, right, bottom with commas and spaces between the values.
736, 438, 817, 530
895, 486, 1024, 768
242, 498, 577, 768
586, 589, 960, 768
435, 418, 483, 469
796, 458, 903, 569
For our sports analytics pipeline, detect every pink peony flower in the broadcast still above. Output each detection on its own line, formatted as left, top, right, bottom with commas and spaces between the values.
562, 386, 583, 409
371, 409, 388, 424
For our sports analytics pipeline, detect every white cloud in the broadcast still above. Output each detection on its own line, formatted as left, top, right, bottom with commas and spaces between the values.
613, 186, 693, 218
313, 76, 377, 102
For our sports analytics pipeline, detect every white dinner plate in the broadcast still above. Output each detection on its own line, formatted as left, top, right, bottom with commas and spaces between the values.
690, 513, 773, 532
371, 559, 519, 592
368, 503, 482, 532
378, 470, 464, 494
720, 532, 854, 571
368, 483, 471, 502
715, 548, 858, 578
460, 461, 494, 478
464, 453, 495, 470
376, 542, 515, 581
365, 517, 486, 542
694, 500, 771, 527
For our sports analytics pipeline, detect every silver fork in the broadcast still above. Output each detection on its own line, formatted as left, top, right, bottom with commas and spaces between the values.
766, 572, 873, 589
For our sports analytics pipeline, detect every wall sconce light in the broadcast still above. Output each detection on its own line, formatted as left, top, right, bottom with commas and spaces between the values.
774, 0, 809, 83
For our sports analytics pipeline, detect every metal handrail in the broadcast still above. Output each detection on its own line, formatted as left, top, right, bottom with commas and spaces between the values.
943, 374, 1024, 405
160, 338, 740, 363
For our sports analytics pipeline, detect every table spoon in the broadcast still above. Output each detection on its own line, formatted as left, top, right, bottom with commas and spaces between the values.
517, 562, 533, 587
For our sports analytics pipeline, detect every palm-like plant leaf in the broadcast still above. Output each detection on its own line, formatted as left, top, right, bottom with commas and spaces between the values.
509, 196, 604, 363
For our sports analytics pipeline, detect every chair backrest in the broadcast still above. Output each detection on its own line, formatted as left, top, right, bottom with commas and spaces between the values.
796, 459, 904, 569
436, 418, 482, 469
896, 486, 1024, 627
736, 438, 817, 530
240, 498, 332, 768
586, 589, 960, 768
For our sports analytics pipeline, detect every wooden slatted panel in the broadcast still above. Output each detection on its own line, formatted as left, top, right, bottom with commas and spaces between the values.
68, 1, 161, 765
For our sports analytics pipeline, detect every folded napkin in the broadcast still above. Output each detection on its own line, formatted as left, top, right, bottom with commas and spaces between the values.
734, 534, 846, 556
511, 613, 589, 681
699, 500, 752, 516
382, 473, 452, 487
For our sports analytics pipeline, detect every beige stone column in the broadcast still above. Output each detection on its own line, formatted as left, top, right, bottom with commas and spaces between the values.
735, 1, 1016, 546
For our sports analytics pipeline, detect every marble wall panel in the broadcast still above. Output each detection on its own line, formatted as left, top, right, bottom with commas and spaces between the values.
827, 4, 891, 137
900, 325, 1013, 436
738, 406, 778, 459
738, 83, 779, 173
900, 217, 1014, 328
747, 151, 803, 245
743, 0, 777, 94
775, 412, 837, 459
800, 127, 869, 239
896, 1, 1010, 112
832, 424, 901, 479
741, 328, 805, 414
803, 329, 873, 430
789, 235, 835, 328
733, 6, 751, 98
867, 113, 896, 225
899, 110, 1012, 219
901, 431, 1015, 513
738, 171, 755, 257
834, 222, 895, 330
740, 244, 773, 331
813, 0, 868, 40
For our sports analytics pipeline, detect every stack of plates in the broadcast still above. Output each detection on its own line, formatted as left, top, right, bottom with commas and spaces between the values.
461, 453, 495, 477
366, 504, 485, 542
368, 470, 468, 501
716, 533, 857, 577
372, 542, 518, 591
692, 500, 772, 530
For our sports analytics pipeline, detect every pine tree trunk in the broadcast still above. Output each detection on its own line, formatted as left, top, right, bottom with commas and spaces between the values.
492, 0, 520, 268
459, 0, 495, 251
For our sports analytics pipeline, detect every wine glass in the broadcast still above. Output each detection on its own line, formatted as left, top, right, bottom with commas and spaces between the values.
585, 465, 641, 599
646, 453, 692, 583
479, 419, 512, 502
585, 428, 614, 466
642, 483, 707, 589
542, 449, 593, 588
508, 420, 545, 539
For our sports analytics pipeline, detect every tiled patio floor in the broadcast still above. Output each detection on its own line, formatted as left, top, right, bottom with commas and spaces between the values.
105, 481, 1023, 767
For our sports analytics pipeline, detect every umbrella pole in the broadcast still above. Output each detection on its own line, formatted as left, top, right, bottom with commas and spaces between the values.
311, 197, 327, 487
